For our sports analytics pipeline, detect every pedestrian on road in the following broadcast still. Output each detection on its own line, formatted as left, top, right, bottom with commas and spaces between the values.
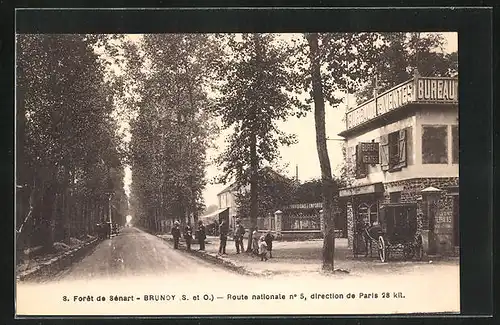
171, 221, 181, 249
106, 221, 112, 239
184, 222, 193, 251
259, 236, 268, 261
197, 220, 206, 251
264, 230, 274, 258
252, 227, 260, 256
218, 220, 228, 255
233, 219, 245, 254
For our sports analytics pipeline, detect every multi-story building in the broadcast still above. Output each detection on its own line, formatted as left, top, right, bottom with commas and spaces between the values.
338, 71, 459, 256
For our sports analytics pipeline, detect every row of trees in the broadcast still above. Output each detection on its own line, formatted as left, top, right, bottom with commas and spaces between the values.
16, 34, 128, 259
126, 35, 218, 231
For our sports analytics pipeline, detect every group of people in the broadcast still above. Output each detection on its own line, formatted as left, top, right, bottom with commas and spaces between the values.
170, 220, 206, 251
170, 218, 274, 262
219, 219, 274, 261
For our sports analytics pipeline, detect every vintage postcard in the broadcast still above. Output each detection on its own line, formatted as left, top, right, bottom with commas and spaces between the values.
15, 25, 460, 316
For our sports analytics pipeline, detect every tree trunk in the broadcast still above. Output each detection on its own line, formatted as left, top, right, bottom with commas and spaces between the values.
63, 167, 71, 245
246, 33, 262, 252
191, 187, 198, 227
306, 33, 336, 271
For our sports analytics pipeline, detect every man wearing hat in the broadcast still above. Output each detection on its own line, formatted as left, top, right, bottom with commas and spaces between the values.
196, 220, 206, 251
184, 221, 193, 251
218, 220, 228, 255
171, 220, 181, 249
233, 218, 245, 254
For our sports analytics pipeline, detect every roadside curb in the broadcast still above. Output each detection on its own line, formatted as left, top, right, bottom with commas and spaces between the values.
155, 235, 262, 277
17, 238, 100, 282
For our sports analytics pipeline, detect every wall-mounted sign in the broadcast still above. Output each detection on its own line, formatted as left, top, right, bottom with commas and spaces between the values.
286, 203, 323, 209
357, 142, 380, 164
344, 76, 458, 132
416, 78, 458, 102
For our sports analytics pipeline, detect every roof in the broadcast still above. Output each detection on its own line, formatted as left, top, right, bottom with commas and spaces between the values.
217, 182, 238, 196
199, 207, 229, 223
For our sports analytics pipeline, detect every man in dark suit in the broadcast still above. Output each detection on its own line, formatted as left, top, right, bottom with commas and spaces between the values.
234, 219, 245, 254
197, 220, 206, 251
184, 222, 193, 251
171, 221, 181, 249
218, 220, 228, 255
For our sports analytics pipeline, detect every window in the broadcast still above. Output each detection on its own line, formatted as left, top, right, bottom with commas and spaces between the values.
452, 125, 459, 164
381, 128, 408, 172
390, 192, 401, 203
422, 125, 448, 164
355, 145, 368, 179
388, 132, 400, 167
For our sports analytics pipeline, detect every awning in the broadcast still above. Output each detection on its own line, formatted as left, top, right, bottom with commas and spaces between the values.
339, 182, 384, 197
199, 207, 229, 223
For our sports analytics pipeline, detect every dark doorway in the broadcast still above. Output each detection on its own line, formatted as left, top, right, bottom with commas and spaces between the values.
452, 196, 459, 246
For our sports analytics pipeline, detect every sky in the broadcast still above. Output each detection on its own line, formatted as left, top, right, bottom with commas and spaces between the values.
119, 32, 458, 209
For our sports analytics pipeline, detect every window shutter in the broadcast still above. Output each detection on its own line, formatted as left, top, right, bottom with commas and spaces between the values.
380, 135, 389, 171
405, 127, 413, 165
397, 129, 407, 168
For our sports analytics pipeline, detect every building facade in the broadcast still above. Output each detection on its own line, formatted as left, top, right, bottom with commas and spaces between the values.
338, 72, 459, 256
217, 183, 238, 228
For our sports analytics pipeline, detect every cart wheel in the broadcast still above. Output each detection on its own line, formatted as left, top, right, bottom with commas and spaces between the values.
415, 235, 424, 261
378, 236, 386, 263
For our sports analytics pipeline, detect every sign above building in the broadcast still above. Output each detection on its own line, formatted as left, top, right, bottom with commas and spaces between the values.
286, 203, 323, 210
344, 76, 458, 132
416, 77, 458, 102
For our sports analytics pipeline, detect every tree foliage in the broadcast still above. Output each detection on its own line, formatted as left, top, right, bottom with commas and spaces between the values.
210, 33, 308, 251
354, 32, 458, 104
127, 34, 218, 231
16, 34, 127, 257
235, 167, 297, 219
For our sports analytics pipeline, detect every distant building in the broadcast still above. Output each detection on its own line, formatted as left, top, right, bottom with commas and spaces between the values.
199, 167, 295, 231
338, 72, 459, 256
197, 182, 236, 234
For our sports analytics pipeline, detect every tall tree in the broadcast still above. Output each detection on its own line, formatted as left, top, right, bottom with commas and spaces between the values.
289, 33, 383, 271
211, 33, 307, 252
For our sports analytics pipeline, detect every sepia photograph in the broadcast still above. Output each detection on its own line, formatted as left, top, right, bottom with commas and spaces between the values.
15, 30, 460, 316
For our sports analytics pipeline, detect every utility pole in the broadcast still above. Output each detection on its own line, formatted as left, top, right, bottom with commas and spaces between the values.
108, 192, 114, 238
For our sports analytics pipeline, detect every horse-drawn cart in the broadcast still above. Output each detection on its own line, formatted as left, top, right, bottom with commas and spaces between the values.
362, 203, 424, 262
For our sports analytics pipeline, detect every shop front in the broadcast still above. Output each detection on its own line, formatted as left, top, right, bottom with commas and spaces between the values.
340, 182, 385, 256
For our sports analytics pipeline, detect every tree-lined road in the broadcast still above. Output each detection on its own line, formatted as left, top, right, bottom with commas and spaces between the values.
54, 227, 234, 281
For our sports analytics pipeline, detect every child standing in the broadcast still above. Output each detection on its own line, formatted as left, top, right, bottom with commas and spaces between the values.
252, 228, 260, 256
258, 236, 268, 261
264, 231, 274, 258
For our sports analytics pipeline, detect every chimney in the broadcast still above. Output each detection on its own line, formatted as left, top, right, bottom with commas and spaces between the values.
295, 164, 299, 182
